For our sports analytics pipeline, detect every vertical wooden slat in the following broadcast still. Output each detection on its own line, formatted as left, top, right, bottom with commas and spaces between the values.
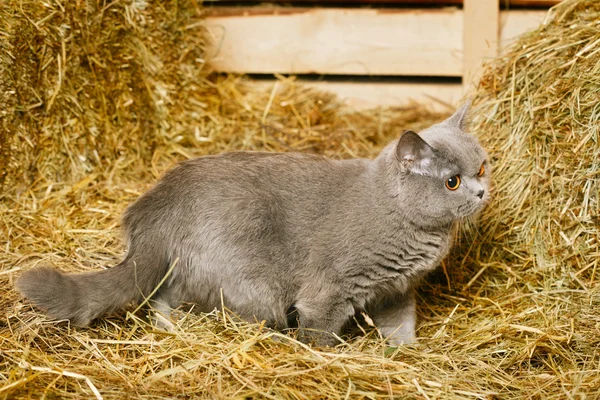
463, 0, 500, 91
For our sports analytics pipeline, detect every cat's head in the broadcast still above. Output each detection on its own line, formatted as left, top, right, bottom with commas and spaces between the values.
388, 103, 490, 227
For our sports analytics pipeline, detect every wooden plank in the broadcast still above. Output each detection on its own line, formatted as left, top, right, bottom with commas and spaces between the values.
205, 8, 549, 77
492, 0, 560, 5
205, 8, 464, 77
207, 1, 562, 7
306, 80, 462, 110
209, 0, 464, 4
463, 0, 499, 90
249, 79, 463, 111
499, 9, 547, 49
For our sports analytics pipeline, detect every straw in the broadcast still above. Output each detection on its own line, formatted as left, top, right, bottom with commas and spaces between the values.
1, 0, 599, 398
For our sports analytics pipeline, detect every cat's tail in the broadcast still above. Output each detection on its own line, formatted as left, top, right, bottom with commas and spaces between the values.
15, 252, 167, 326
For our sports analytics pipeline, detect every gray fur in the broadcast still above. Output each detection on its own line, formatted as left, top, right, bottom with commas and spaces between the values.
16, 103, 489, 346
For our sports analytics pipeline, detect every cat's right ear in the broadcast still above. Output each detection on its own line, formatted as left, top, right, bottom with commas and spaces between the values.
444, 101, 470, 130
395, 130, 435, 174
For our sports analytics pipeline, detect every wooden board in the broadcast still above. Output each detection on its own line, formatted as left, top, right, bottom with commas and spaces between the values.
249, 79, 463, 111
207, 1, 561, 6
499, 9, 549, 47
205, 8, 548, 77
206, 8, 463, 77
306, 80, 463, 110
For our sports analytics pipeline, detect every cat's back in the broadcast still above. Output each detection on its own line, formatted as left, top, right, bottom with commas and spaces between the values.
161, 151, 367, 194
178, 151, 345, 177
124, 151, 368, 231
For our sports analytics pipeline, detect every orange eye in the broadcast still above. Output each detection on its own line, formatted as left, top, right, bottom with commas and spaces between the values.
445, 175, 461, 191
478, 164, 485, 177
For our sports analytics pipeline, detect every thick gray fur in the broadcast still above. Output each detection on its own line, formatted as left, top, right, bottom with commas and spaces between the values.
16, 103, 490, 346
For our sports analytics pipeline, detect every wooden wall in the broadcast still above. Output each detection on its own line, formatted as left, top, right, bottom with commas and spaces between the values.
203, 1, 561, 109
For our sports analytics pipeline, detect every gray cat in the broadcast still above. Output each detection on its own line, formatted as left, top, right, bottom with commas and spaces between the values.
16, 103, 489, 346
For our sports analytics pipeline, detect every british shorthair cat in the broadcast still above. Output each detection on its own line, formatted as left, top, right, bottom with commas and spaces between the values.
16, 103, 489, 346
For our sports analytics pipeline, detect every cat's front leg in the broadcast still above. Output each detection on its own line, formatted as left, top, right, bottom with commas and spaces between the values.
294, 294, 355, 347
370, 290, 417, 346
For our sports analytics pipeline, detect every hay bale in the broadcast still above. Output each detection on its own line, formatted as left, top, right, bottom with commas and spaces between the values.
0, 0, 210, 190
467, 0, 600, 331
471, 0, 599, 286
1, 0, 599, 398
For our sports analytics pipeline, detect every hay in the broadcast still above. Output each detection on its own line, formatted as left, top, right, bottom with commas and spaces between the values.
1, 0, 599, 398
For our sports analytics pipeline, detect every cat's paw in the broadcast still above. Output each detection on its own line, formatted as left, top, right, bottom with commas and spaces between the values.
152, 311, 175, 332
387, 334, 417, 347
297, 328, 341, 347
381, 325, 417, 346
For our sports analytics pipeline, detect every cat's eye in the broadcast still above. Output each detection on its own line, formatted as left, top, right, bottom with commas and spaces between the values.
445, 175, 461, 191
478, 164, 485, 177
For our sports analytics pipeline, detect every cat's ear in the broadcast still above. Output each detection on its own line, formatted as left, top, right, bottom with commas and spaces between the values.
395, 130, 435, 174
444, 101, 470, 130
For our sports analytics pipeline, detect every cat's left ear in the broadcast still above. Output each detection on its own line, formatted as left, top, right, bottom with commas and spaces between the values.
396, 130, 435, 174
444, 101, 470, 130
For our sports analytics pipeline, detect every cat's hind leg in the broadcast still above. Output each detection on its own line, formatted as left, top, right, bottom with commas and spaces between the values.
150, 300, 175, 331
148, 287, 180, 331
369, 290, 417, 346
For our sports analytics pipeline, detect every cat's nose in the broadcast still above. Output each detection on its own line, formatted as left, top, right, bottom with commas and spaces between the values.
476, 190, 485, 199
